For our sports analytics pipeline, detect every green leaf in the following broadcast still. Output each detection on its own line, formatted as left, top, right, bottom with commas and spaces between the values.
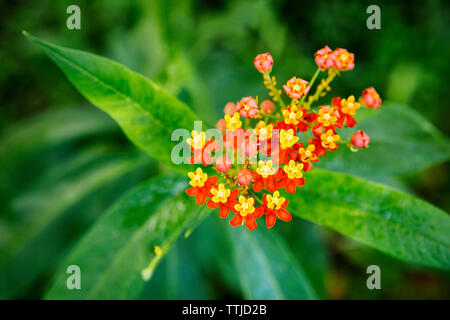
140, 237, 214, 299
45, 175, 209, 299
0, 107, 117, 173
24, 32, 202, 173
0, 150, 147, 299
317, 103, 450, 177
227, 227, 317, 299
278, 220, 329, 298
290, 169, 450, 270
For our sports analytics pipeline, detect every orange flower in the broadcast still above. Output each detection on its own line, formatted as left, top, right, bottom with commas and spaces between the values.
276, 160, 305, 193
333, 96, 359, 128
298, 144, 318, 163
283, 77, 310, 99
315, 45, 335, 69
282, 104, 304, 125
254, 192, 292, 228
317, 105, 338, 127
185, 168, 218, 205
230, 196, 258, 230
207, 183, 239, 218
320, 129, 340, 150
332, 48, 354, 70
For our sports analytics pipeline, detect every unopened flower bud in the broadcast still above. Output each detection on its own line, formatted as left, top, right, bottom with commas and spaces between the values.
215, 156, 232, 172
237, 169, 253, 185
216, 119, 226, 131
253, 53, 273, 73
260, 100, 275, 114
351, 130, 370, 149
361, 87, 381, 109
224, 102, 237, 114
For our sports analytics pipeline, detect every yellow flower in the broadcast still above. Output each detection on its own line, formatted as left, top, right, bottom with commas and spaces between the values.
280, 129, 299, 149
186, 130, 206, 150
298, 144, 318, 163
282, 105, 303, 125
283, 160, 304, 179
234, 196, 255, 216
188, 167, 208, 187
210, 183, 231, 203
320, 129, 340, 149
254, 121, 273, 140
224, 112, 242, 131
266, 191, 286, 210
340, 95, 360, 115
317, 108, 337, 127
256, 160, 276, 178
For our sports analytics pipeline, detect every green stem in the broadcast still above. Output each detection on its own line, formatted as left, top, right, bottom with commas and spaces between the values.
264, 73, 286, 109
300, 67, 321, 108
249, 189, 263, 205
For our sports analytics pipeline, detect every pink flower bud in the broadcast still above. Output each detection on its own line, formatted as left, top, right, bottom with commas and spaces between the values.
237, 169, 253, 185
260, 100, 275, 114
216, 119, 226, 131
361, 87, 382, 109
215, 155, 232, 172
351, 130, 370, 149
253, 53, 273, 73
224, 102, 237, 114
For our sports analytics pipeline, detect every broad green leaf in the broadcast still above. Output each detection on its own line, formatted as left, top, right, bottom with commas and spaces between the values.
278, 220, 329, 298
24, 32, 203, 173
317, 103, 450, 177
0, 150, 148, 299
290, 169, 450, 270
45, 175, 209, 299
0, 107, 117, 172
140, 237, 214, 299
227, 226, 317, 299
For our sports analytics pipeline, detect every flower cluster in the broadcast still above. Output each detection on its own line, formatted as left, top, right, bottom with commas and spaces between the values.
185, 49, 381, 230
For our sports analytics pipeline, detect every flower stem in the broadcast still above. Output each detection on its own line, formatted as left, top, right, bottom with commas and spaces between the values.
263, 73, 286, 110
249, 189, 263, 204
305, 68, 337, 109
300, 67, 321, 108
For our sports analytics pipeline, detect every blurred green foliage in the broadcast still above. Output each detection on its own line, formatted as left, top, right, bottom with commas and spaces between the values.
0, 0, 449, 299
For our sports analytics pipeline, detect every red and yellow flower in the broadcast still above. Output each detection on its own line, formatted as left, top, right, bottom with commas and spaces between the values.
332, 48, 355, 70
230, 196, 258, 230
254, 121, 274, 141
206, 183, 239, 218
236, 96, 259, 119
334, 95, 360, 128
224, 112, 242, 131
283, 77, 310, 99
252, 160, 279, 193
185, 168, 218, 205
187, 130, 219, 165
277, 160, 305, 193
315, 45, 335, 69
320, 129, 340, 151
184, 47, 378, 231
254, 191, 292, 228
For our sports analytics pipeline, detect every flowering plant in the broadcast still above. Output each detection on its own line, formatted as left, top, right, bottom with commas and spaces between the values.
19, 31, 449, 300
185, 48, 381, 230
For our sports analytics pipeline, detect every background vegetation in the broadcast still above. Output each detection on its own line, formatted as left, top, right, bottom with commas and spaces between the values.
0, 0, 449, 299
